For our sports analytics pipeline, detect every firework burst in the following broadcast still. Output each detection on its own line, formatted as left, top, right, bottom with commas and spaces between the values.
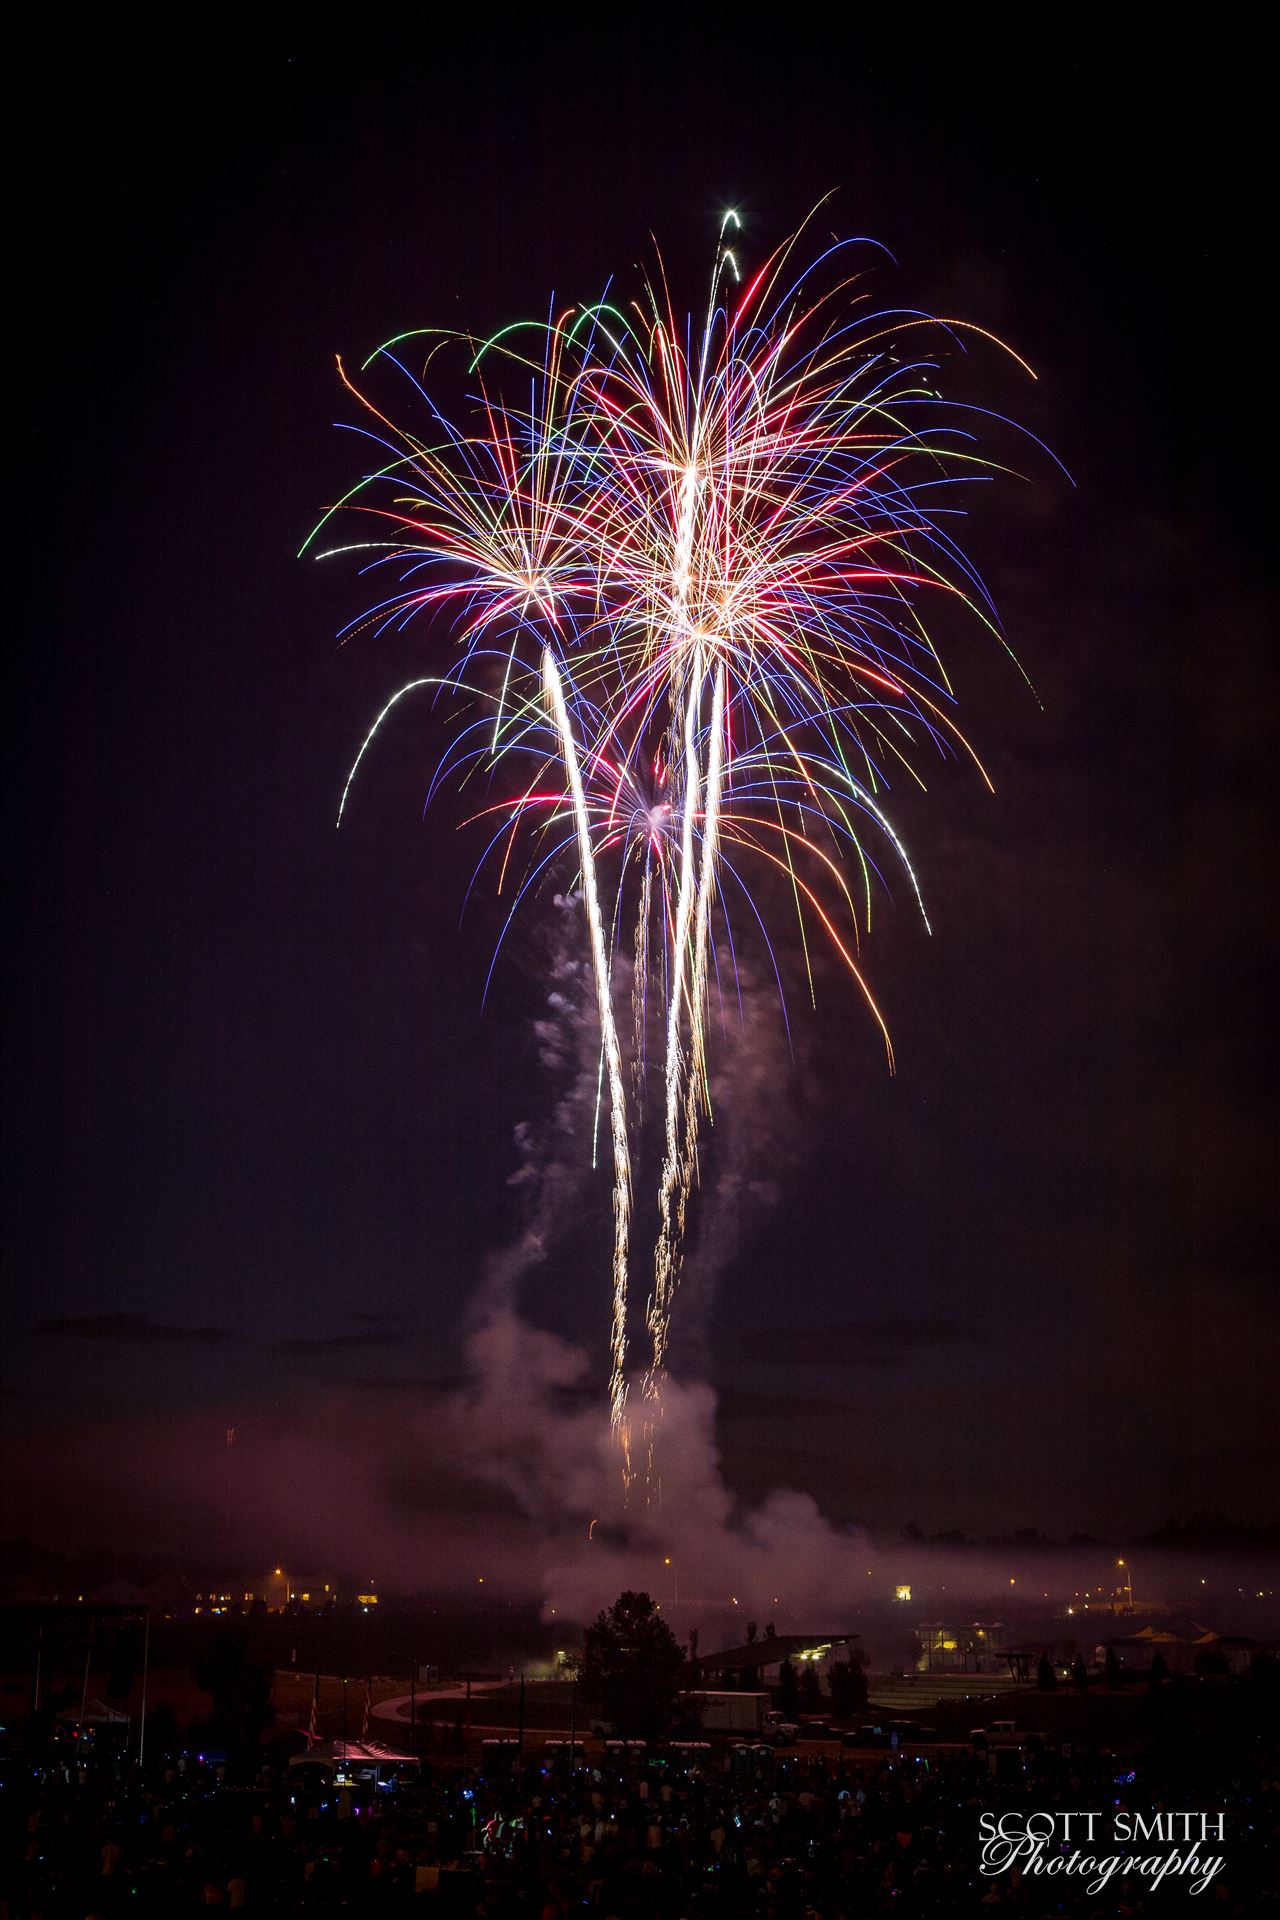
308, 209, 1053, 1495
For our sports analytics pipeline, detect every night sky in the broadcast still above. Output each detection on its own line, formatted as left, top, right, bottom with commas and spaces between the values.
6, 22, 1274, 1557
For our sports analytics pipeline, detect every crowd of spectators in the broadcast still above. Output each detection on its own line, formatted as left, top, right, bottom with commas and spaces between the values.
2, 1731, 1275, 1918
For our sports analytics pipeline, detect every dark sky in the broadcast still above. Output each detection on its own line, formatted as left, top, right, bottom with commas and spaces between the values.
5, 21, 1275, 1553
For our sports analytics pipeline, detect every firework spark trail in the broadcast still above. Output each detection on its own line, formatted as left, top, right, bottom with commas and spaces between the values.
541, 647, 634, 1463
645, 651, 703, 1387
645, 662, 726, 1456
631, 855, 653, 1111
687, 665, 728, 1142
639, 661, 728, 1494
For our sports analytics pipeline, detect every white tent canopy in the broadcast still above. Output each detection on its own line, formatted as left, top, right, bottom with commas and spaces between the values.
289, 1741, 418, 1770
56, 1698, 129, 1725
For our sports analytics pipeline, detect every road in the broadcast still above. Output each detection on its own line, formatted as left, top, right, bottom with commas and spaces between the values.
371, 1679, 507, 1723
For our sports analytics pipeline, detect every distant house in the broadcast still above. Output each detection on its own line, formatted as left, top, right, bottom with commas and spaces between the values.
293, 1578, 340, 1607
230, 1572, 341, 1612
88, 1580, 148, 1609
143, 1573, 198, 1618
694, 1633, 860, 1688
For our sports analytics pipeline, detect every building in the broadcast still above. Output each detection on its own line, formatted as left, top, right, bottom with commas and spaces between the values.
912, 1622, 1007, 1673
224, 1572, 342, 1612
695, 1633, 861, 1688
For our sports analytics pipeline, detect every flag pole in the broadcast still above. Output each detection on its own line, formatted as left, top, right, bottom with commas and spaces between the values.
137, 1609, 151, 1769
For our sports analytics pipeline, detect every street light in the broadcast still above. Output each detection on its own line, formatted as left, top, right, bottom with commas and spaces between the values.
664, 1557, 678, 1605
1117, 1559, 1133, 1613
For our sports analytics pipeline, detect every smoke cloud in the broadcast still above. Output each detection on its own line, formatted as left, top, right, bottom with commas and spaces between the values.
9, 896, 1272, 1644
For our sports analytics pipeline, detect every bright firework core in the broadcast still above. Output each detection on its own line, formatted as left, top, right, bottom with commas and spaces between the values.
311, 210, 1050, 1500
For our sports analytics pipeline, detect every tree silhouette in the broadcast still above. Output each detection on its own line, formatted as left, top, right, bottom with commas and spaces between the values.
107, 1624, 139, 1703
1036, 1655, 1058, 1691
146, 1701, 179, 1755
582, 1591, 687, 1739
827, 1657, 868, 1719
191, 1623, 274, 1766
1247, 1650, 1280, 1696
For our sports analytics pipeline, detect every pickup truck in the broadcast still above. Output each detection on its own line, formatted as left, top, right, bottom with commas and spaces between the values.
971, 1721, 1021, 1750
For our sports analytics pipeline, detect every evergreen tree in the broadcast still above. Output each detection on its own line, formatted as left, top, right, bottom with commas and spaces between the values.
827, 1657, 869, 1719
581, 1591, 687, 1739
107, 1623, 139, 1703
192, 1623, 275, 1768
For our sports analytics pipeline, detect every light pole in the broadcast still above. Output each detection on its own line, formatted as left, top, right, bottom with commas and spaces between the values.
137, 1610, 151, 1769
1117, 1560, 1134, 1614
664, 1557, 678, 1606
77, 1616, 94, 1746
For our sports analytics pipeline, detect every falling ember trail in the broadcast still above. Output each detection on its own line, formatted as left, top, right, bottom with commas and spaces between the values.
542, 648, 634, 1467
644, 663, 726, 1487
